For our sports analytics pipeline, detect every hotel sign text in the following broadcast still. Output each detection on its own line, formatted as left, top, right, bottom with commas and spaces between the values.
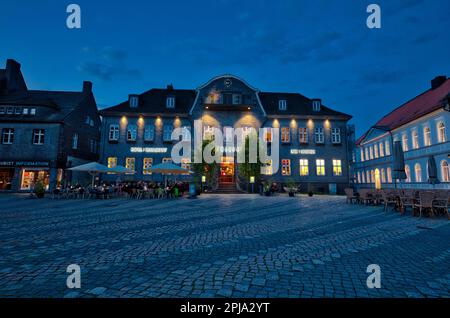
130, 147, 168, 153
290, 149, 316, 155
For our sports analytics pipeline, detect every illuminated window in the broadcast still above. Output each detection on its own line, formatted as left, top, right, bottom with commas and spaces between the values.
332, 159, 342, 176
144, 125, 155, 142
424, 127, 431, 146
379, 142, 384, 157
440, 160, 450, 182
331, 128, 341, 144
369, 146, 373, 159
299, 127, 308, 143
264, 128, 272, 143
414, 163, 422, 182
374, 144, 379, 158
387, 167, 392, 183
281, 127, 290, 143
360, 148, 365, 162
109, 124, 119, 141
412, 130, 419, 149
385, 140, 391, 155
405, 165, 411, 182
299, 159, 309, 176
357, 172, 361, 183
361, 171, 365, 183
107, 157, 117, 174
402, 134, 409, 151
365, 148, 369, 160
281, 159, 291, 176
125, 157, 135, 174
127, 124, 137, 141
203, 125, 215, 141
261, 160, 273, 175
381, 168, 386, 183
162, 158, 172, 163
438, 122, 446, 143
143, 158, 153, 175
181, 158, 190, 171
316, 159, 325, 176
366, 170, 371, 183
315, 128, 324, 144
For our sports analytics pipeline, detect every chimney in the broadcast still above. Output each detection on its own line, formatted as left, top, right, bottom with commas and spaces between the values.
431, 76, 447, 89
167, 83, 174, 91
82, 81, 92, 94
6, 59, 21, 74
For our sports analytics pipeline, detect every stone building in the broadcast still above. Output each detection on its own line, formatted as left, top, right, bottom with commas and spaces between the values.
0, 59, 101, 192
99, 75, 352, 194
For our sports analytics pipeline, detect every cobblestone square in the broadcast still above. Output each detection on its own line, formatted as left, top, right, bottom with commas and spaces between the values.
0, 194, 449, 298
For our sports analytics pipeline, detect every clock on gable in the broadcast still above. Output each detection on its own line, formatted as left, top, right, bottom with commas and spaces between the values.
224, 78, 232, 88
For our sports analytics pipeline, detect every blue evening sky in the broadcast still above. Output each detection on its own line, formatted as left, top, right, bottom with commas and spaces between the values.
1, 0, 449, 136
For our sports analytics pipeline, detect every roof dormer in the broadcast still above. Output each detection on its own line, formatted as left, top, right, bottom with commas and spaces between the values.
312, 99, 321, 112
129, 94, 139, 108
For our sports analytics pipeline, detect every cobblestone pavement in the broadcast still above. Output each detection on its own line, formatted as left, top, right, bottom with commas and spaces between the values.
0, 193, 449, 298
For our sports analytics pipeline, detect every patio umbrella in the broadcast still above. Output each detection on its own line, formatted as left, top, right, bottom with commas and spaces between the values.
427, 155, 439, 185
68, 162, 110, 187
393, 141, 407, 188
149, 162, 192, 186
107, 165, 133, 183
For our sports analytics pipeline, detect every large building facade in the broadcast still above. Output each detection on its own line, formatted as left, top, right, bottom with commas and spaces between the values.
353, 76, 450, 189
0, 59, 101, 192
100, 75, 352, 194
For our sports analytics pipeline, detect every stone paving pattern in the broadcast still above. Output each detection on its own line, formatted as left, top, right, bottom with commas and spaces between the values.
0, 193, 449, 298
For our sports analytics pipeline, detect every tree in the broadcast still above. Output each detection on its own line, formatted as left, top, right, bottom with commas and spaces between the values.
237, 133, 263, 190
191, 139, 218, 190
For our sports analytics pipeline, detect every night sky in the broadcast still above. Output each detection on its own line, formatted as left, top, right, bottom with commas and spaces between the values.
1, 0, 449, 137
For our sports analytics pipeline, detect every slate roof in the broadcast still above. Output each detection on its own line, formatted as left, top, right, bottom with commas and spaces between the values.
101, 87, 352, 119
0, 90, 89, 122
258, 92, 352, 118
356, 77, 450, 145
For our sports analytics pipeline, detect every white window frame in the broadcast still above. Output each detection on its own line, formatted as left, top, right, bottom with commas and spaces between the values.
299, 127, 308, 143
109, 124, 119, 141
315, 127, 324, 144
163, 125, 174, 141
316, 159, 326, 176
424, 127, 431, 146
278, 100, 287, 111
144, 125, 155, 142
166, 96, 175, 108
2, 128, 14, 144
437, 122, 446, 143
281, 159, 291, 176
299, 159, 309, 176
32, 129, 45, 145
331, 128, 341, 144
281, 127, 290, 143
127, 124, 137, 141
332, 159, 342, 176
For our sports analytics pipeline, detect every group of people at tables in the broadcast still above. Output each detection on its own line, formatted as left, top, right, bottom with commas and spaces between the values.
53, 181, 189, 199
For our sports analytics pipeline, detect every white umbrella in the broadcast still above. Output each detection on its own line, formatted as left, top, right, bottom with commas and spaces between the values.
150, 162, 192, 186
68, 162, 110, 187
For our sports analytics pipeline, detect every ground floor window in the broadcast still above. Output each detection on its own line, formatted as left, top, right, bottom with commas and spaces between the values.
281, 159, 291, 176
316, 159, 325, 176
162, 157, 172, 163
299, 159, 309, 176
332, 159, 342, 176
261, 160, 273, 175
181, 158, 190, 171
107, 157, 117, 174
125, 157, 135, 174
0, 168, 14, 190
441, 160, 450, 182
143, 158, 153, 175
20, 169, 49, 190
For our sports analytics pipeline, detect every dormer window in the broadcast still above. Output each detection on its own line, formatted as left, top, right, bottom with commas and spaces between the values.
129, 95, 139, 108
278, 100, 287, 111
30, 108, 36, 115
312, 100, 321, 112
14, 107, 22, 115
166, 96, 175, 108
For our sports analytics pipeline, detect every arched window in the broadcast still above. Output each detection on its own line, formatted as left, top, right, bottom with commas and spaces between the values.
441, 160, 450, 182
402, 134, 409, 151
371, 170, 375, 184
424, 127, 431, 146
381, 168, 386, 183
357, 172, 361, 183
438, 122, 446, 143
374, 144, 379, 158
362, 171, 366, 183
412, 131, 419, 149
366, 170, 371, 183
385, 140, 391, 155
405, 165, 411, 182
414, 163, 422, 182
365, 148, 369, 161
387, 167, 392, 183
379, 142, 384, 157
360, 148, 365, 162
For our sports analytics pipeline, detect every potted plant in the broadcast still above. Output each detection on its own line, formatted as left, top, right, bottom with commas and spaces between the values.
285, 179, 297, 197
308, 191, 314, 197
34, 180, 45, 198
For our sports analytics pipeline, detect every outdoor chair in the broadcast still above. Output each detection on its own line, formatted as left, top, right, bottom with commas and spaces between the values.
381, 190, 397, 212
414, 191, 435, 218
344, 188, 358, 204
432, 190, 450, 218
359, 189, 374, 205
399, 190, 415, 215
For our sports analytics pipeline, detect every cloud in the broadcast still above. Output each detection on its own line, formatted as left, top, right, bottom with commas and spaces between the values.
78, 46, 141, 81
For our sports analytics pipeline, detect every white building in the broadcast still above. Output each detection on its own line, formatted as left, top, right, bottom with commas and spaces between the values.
353, 76, 450, 189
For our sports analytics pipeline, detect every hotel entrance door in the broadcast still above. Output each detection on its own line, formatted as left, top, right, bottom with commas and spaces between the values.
219, 157, 234, 184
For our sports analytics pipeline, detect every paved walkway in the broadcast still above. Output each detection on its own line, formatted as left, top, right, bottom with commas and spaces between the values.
0, 193, 449, 298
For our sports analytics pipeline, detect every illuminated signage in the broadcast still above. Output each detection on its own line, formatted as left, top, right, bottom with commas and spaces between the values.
130, 147, 168, 153
290, 149, 316, 155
